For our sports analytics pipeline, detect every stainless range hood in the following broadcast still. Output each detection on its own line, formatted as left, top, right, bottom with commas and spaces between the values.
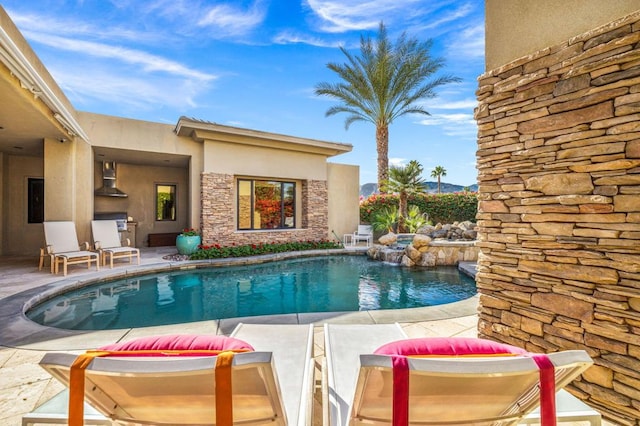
95, 161, 128, 198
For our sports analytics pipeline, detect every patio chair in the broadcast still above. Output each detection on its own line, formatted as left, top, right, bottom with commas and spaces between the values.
42, 221, 99, 276
91, 220, 140, 268
323, 324, 598, 426
352, 225, 373, 247
35, 324, 314, 426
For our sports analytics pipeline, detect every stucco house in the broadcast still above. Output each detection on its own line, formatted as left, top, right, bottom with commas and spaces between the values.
0, 6, 360, 257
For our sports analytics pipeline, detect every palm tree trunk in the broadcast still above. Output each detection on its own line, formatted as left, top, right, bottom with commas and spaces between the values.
437, 176, 441, 194
376, 124, 389, 193
398, 192, 408, 233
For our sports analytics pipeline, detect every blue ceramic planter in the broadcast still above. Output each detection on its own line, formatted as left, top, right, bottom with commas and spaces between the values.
176, 235, 201, 255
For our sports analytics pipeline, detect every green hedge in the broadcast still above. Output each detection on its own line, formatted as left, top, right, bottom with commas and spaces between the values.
360, 192, 478, 225
189, 239, 342, 260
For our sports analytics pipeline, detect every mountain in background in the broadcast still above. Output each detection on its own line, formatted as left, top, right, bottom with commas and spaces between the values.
360, 182, 478, 197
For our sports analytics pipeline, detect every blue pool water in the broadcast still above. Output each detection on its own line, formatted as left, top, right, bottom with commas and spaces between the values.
27, 256, 476, 331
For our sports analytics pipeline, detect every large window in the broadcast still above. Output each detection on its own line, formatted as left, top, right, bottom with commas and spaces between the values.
156, 184, 176, 221
238, 179, 295, 230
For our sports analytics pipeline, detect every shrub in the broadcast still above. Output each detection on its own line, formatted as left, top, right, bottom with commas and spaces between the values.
360, 192, 478, 225
189, 239, 342, 260
404, 205, 430, 232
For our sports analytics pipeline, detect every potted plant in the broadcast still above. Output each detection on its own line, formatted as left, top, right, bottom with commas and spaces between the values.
176, 228, 201, 255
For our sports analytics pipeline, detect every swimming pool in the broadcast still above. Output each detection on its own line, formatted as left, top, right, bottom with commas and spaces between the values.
26, 256, 476, 331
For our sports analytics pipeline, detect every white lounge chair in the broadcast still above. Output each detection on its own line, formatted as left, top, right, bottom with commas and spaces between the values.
323, 324, 598, 426
352, 225, 373, 247
42, 221, 99, 276
91, 220, 140, 268
35, 324, 314, 426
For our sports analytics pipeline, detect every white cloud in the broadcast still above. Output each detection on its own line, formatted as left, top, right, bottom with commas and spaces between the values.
422, 98, 478, 110
51, 66, 208, 111
419, 113, 474, 126
448, 22, 484, 59
197, 1, 266, 37
272, 31, 343, 48
23, 31, 217, 82
9, 11, 161, 44
417, 2, 474, 31
417, 113, 477, 138
389, 157, 407, 167
305, 0, 425, 33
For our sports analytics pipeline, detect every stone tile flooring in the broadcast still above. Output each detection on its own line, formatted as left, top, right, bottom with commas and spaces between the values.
0, 249, 609, 425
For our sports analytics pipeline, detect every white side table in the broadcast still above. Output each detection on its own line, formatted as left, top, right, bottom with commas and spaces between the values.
343, 234, 354, 247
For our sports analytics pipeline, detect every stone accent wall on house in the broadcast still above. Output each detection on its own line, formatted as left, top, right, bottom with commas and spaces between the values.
201, 173, 328, 246
475, 11, 640, 425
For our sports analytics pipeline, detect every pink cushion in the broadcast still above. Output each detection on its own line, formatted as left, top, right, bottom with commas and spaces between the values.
374, 337, 528, 357
99, 334, 254, 355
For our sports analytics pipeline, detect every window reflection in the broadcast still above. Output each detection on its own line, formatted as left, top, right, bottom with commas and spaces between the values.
237, 179, 296, 230
156, 184, 176, 221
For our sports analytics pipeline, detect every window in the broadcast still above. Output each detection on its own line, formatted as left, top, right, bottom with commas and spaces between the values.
156, 184, 176, 221
28, 178, 44, 224
238, 179, 295, 230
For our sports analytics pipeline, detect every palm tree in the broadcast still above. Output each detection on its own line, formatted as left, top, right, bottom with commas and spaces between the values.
430, 165, 447, 194
383, 160, 425, 233
315, 22, 460, 191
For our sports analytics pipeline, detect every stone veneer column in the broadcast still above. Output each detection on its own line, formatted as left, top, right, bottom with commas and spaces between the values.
475, 11, 640, 425
201, 173, 328, 246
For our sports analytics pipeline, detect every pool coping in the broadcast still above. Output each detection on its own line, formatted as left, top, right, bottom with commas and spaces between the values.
0, 249, 478, 351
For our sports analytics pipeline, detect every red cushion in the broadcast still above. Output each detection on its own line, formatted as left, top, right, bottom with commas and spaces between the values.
99, 334, 254, 354
374, 337, 528, 357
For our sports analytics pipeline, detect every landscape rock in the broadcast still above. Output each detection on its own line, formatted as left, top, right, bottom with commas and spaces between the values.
401, 255, 415, 267
412, 234, 432, 249
417, 252, 437, 267
405, 244, 421, 262
378, 232, 397, 246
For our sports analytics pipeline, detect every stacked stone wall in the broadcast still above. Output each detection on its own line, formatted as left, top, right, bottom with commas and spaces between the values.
200, 173, 328, 246
475, 11, 640, 425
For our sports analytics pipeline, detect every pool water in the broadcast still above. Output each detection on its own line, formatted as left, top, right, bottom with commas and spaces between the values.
27, 256, 476, 331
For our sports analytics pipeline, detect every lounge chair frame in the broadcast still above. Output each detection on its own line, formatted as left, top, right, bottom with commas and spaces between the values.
91, 220, 140, 268
33, 324, 314, 425
43, 221, 99, 276
323, 324, 599, 426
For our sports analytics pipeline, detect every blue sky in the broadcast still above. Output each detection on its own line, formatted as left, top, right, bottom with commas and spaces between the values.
3, 0, 484, 186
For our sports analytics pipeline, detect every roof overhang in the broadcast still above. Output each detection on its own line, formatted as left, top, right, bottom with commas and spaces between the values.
0, 6, 89, 154
175, 116, 352, 158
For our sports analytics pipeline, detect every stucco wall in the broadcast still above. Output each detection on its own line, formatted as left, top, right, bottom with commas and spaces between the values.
78, 112, 203, 230
476, 11, 640, 424
203, 139, 328, 180
94, 162, 189, 247
2, 154, 43, 255
327, 162, 360, 241
0, 152, 4, 254
485, 0, 640, 70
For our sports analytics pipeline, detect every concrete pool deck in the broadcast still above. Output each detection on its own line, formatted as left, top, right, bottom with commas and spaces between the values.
0, 247, 481, 425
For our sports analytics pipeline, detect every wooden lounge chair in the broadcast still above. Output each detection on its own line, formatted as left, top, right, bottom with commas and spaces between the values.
323, 324, 598, 426
91, 220, 140, 268
35, 324, 314, 425
43, 221, 99, 276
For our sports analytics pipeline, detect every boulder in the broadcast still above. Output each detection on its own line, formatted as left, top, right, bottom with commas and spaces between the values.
405, 243, 421, 262
432, 229, 448, 239
378, 232, 398, 246
417, 252, 437, 267
463, 229, 478, 240
412, 234, 432, 249
401, 255, 415, 267
417, 224, 436, 235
